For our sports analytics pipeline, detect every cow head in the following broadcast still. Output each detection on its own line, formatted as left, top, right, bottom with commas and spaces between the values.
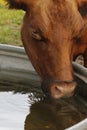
6, 0, 85, 98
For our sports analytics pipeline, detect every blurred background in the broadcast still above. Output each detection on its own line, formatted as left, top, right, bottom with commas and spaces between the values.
0, 0, 24, 46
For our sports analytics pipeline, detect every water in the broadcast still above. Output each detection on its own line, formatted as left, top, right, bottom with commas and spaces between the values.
0, 78, 87, 130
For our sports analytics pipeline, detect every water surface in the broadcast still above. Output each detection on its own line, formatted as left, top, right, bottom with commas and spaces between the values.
0, 77, 87, 130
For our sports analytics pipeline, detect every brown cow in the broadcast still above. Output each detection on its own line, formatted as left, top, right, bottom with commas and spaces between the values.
6, 0, 87, 99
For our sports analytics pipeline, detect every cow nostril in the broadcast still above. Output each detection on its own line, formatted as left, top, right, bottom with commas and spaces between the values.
51, 84, 63, 99
52, 85, 61, 94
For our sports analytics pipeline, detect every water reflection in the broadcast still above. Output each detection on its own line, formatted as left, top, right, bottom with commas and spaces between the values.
25, 97, 87, 130
0, 77, 87, 130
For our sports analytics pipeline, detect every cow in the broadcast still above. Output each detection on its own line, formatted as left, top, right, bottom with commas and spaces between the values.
6, 0, 87, 99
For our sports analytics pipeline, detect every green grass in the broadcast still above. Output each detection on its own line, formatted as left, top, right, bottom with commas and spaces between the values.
0, 5, 24, 46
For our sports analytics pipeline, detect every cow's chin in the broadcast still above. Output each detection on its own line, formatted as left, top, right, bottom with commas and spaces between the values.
41, 80, 76, 99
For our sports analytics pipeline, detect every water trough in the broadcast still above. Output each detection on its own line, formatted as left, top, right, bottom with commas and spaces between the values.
0, 44, 87, 130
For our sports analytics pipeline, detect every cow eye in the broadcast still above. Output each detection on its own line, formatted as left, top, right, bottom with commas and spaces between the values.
31, 31, 42, 41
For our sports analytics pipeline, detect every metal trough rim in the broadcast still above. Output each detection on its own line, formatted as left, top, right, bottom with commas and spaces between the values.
0, 44, 87, 130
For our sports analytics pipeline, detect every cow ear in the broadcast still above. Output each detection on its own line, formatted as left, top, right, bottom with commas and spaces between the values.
77, 0, 87, 17
6, 0, 27, 11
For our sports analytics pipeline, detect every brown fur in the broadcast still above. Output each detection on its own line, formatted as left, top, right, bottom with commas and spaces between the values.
6, 0, 87, 98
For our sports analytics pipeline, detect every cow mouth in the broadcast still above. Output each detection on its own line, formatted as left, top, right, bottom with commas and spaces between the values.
41, 79, 76, 99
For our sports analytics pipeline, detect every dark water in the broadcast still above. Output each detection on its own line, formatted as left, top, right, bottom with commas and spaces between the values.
0, 77, 87, 130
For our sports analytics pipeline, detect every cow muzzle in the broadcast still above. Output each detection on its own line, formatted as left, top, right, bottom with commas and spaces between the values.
41, 79, 76, 99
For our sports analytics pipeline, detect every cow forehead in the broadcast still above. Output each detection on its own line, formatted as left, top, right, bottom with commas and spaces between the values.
28, 0, 84, 38
28, 0, 77, 31
32, 0, 78, 22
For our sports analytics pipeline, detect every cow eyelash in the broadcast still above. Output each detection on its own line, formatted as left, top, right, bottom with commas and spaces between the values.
31, 31, 47, 43
31, 31, 42, 41
30, 26, 48, 43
